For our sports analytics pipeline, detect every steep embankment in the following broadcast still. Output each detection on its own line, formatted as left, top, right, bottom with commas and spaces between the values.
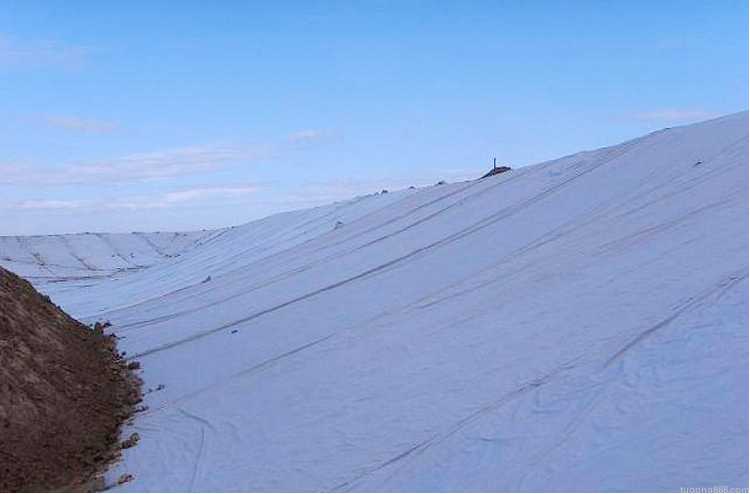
0, 267, 140, 491
2, 112, 747, 491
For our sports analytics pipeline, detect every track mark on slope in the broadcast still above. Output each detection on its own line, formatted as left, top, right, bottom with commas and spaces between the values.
330, 438, 435, 492
310, 178, 491, 255
178, 408, 214, 492
56, 235, 101, 271
93, 233, 138, 267
133, 232, 171, 257
517, 271, 747, 488
596, 198, 734, 256
515, 380, 608, 490
332, 359, 579, 492
413, 196, 737, 312
192, 228, 229, 249
603, 271, 747, 368
190, 427, 206, 492
15, 237, 56, 276
143, 334, 336, 411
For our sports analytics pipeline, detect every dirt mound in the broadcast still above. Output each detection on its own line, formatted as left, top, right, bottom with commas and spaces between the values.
480, 165, 512, 178
0, 266, 140, 492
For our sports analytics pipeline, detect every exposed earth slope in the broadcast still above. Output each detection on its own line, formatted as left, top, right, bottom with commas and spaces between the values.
0, 267, 139, 492
2, 112, 747, 491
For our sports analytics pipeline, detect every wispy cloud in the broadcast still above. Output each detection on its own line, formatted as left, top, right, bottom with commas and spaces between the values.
631, 109, 720, 124
0, 34, 89, 69
76, 147, 243, 183
6, 185, 260, 212
158, 186, 260, 205
15, 199, 87, 210
0, 146, 259, 186
43, 115, 118, 134
110, 186, 260, 210
288, 129, 327, 145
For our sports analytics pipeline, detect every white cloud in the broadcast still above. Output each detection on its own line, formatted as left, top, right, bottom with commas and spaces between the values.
0, 146, 258, 186
161, 186, 260, 204
15, 199, 87, 210
111, 185, 259, 210
5, 185, 260, 212
43, 115, 118, 134
632, 109, 720, 124
2, 124, 327, 187
80, 147, 239, 182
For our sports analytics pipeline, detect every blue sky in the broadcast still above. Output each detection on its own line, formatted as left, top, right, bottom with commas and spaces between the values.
0, 0, 746, 235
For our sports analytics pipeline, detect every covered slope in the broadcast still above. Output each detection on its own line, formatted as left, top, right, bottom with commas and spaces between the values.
7, 112, 749, 491
0, 230, 218, 283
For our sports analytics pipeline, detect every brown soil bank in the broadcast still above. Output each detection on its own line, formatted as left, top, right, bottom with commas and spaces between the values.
0, 266, 140, 492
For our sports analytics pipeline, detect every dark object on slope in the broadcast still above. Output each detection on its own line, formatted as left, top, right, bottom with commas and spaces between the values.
0, 266, 141, 492
92, 320, 111, 333
481, 165, 512, 179
121, 432, 140, 449
117, 473, 134, 485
